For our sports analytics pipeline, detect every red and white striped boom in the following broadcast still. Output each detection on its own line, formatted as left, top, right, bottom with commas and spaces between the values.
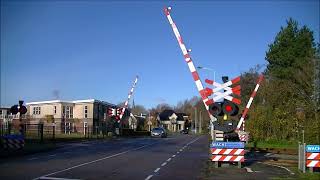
164, 7, 214, 121
119, 76, 139, 121
236, 74, 264, 130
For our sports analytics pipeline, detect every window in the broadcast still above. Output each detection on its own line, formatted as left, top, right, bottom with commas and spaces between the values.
33, 107, 41, 115
54, 106, 57, 114
63, 106, 73, 118
84, 106, 88, 118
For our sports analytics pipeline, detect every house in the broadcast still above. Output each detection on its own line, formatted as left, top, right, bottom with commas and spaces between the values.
26, 99, 116, 134
157, 109, 190, 132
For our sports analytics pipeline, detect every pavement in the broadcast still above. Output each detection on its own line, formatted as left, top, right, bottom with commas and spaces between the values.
0, 134, 297, 180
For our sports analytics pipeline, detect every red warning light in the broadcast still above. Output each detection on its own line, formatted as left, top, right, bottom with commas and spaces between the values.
225, 105, 233, 112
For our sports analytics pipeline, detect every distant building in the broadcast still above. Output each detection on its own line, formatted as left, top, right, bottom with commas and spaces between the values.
25, 99, 116, 134
0, 107, 25, 124
157, 109, 190, 132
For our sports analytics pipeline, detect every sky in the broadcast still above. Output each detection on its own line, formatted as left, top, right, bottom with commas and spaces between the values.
1, 0, 319, 109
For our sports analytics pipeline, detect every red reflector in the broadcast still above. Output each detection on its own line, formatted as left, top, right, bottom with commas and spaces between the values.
225, 105, 232, 112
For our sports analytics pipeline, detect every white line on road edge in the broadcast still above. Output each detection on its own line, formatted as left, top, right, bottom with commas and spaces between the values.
172, 155, 176, 158
258, 162, 295, 175
145, 175, 153, 180
38, 177, 81, 180
33, 143, 157, 180
28, 157, 38, 161
167, 158, 171, 162
161, 162, 167, 166
154, 168, 160, 173
245, 167, 253, 173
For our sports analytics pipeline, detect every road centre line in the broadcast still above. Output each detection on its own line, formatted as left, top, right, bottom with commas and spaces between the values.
33, 142, 157, 180
154, 168, 160, 173
144, 136, 203, 180
145, 175, 153, 180
28, 157, 38, 161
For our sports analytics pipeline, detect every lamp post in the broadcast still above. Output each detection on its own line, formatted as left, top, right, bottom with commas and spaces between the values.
197, 66, 217, 140
197, 66, 216, 82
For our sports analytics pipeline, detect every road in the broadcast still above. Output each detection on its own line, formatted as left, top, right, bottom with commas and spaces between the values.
0, 134, 295, 180
0, 134, 208, 180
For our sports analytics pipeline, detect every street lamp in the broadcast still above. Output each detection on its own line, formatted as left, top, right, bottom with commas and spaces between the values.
197, 66, 216, 82
197, 66, 217, 140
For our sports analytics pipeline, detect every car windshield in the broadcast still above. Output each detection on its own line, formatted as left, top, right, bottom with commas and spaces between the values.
152, 128, 163, 131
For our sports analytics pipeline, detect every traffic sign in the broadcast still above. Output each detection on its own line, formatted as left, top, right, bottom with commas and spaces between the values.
211, 141, 244, 149
306, 145, 320, 152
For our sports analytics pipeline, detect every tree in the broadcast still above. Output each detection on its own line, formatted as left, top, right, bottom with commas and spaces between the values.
131, 105, 147, 115
249, 18, 320, 143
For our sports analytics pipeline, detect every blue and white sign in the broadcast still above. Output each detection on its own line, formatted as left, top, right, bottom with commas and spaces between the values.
306, 145, 320, 152
211, 141, 244, 149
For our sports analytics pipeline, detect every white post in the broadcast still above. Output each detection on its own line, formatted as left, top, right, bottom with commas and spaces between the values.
199, 111, 202, 134
194, 108, 197, 134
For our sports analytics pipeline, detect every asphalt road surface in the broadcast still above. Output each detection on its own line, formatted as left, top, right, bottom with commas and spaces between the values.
0, 134, 209, 180
0, 134, 295, 180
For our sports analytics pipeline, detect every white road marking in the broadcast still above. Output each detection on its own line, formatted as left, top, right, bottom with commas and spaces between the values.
49, 154, 57, 157
38, 177, 81, 180
145, 175, 153, 180
154, 168, 160, 173
33, 143, 156, 180
144, 136, 203, 180
28, 157, 38, 161
245, 167, 253, 173
258, 162, 295, 175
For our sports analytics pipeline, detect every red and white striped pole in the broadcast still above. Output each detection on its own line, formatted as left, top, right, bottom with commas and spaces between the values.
118, 76, 139, 122
236, 74, 264, 131
164, 7, 214, 121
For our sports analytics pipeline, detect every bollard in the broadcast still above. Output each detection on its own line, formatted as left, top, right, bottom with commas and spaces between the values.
40, 124, 44, 143
52, 125, 55, 140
